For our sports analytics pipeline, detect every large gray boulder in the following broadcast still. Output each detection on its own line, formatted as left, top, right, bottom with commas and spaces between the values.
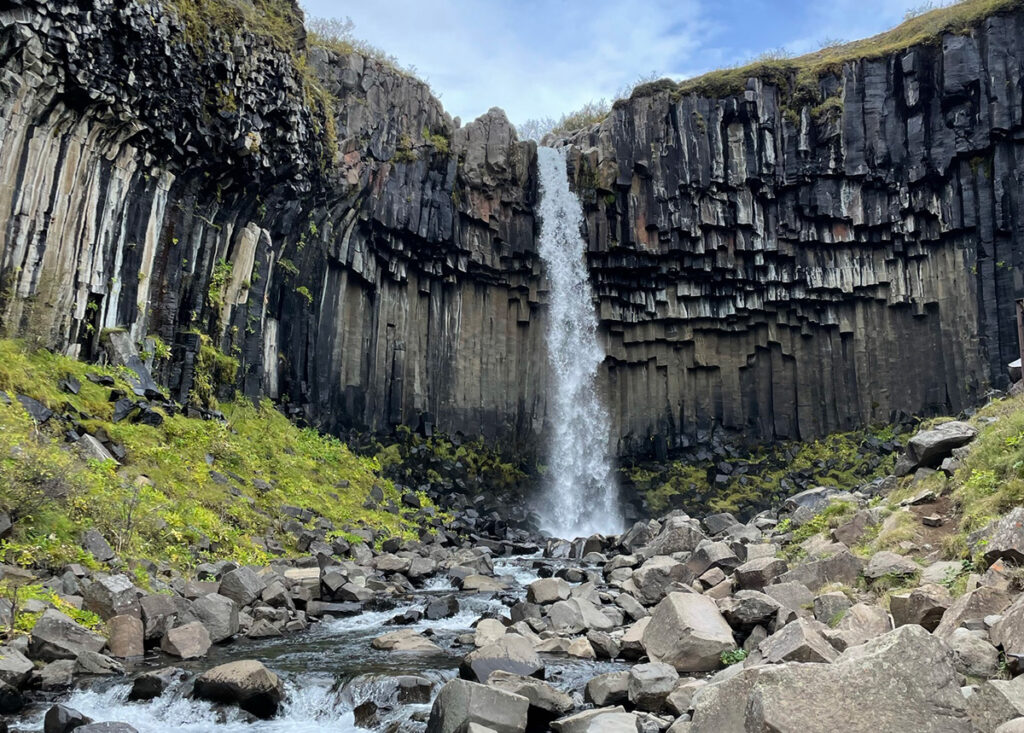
889, 584, 951, 631
0, 645, 33, 687
106, 615, 144, 658
83, 574, 140, 620
776, 550, 864, 591
371, 629, 442, 653
863, 551, 919, 580
527, 578, 571, 605
29, 609, 106, 661
159, 621, 211, 659
992, 593, 1024, 659
461, 634, 543, 683
759, 617, 838, 663
628, 661, 679, 712
631, 556, 691, 606
425, 678, 529, 733
585, 671, 630, 707
733, 557, 787, 590
642, 592, 736, 672
193, 660, 284, 719
717, 590, 781, 631
547, 598, 613, 633
188, 593, 239, 643
218, 567, 267, 607
897, 421, 977, 474
643, 516, 706, 556
487, 670, 573, 729
935, 586, 1011, 639
691, 625, 970, 731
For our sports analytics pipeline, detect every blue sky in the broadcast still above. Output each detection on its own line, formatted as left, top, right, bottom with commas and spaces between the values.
301, 1, 919, 126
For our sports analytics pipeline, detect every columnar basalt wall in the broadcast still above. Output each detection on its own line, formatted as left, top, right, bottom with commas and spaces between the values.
1, 0, 1022, 458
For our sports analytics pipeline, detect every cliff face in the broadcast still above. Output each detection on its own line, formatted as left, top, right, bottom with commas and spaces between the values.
0, 0, 1021, 456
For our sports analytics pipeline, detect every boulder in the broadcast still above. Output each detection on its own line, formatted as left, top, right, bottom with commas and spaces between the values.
692, 625, 970, 731
129, 667, 188, 701
79, 530, 115, 564
189, 593, 239, 643
106, 615, 144, 658
371, 629, 442, 653
642, 592, 736, 672
83, 574, 140, 620
548, 598, 613, 633
586, 671, 630, 707
43, 703, 92, 733
643, 516, 706, 556
733, 557, 787, 590
628, 661, 679, 712
550, 707, 632, 733
461, 634, 544, 683
776, 550, 865, 591
487, 670, 573, 729
993, 593, 1024, 660
193, 660, 285, 719
218, 567, 267, 607
474, 618, 507, 647
890, 584, 951, 631
74, 650, 124, 675
759, 617, 838, 663
979, 508, 1024, 566
0, 645, 33, 687
898, 421, 977, 474
685, 542, 740, 577
631, 556, 691, 606
29, 609, 106, 661
863, 551, 920, 580
39, 660, 75, 690
935, 586, 1011, 639
527, 578, 571, 604
74, 725, 139, 733
829, 603, 892, 650
425, 678, 529, 733
950, 628, 1002, 678
159, 621, 211, 659
425, 594, 460, 620
966, 677, 1024, 732
764, 581, 814, 613
717, 590, 781, 631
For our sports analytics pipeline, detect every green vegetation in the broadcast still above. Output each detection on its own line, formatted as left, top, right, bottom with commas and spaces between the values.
0, 339, 437, 573
627, 429, 899, 517
190, 335, 239, 409
422, 127, 451, 155
667, 0, 1022, 104
721, 648, 749, 666
791, 500, 856, 546
304, 15, 419, 79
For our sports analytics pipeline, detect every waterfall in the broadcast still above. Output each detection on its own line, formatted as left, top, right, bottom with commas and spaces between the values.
535, 146, 623, 539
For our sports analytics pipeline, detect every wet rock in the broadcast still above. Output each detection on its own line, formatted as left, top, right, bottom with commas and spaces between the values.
43, 704, 92, 733
74, 725, 139, 733
129, 667, 189, 701
371, 629, 443, 653
193, 660, 285, 719
74, 650, 124, 676
425, 678, 529, 733
642, 592, 735, 672
39, 660, 76, 691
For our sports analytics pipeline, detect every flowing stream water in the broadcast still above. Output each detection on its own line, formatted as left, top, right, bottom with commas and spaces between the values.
535, 146, 623, 539
13, 556, 625, 732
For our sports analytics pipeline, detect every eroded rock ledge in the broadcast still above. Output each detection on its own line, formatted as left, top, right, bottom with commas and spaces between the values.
1, 0, 1022, 456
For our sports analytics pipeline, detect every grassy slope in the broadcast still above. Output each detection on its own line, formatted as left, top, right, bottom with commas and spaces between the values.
0, 340, 434, 573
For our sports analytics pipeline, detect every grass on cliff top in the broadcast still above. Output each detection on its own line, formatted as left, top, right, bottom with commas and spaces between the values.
665, 0, 1023, 101
0, 339, 433, 572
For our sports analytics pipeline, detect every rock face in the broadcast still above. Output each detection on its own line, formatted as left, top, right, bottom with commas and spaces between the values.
0, 0, 1022, 456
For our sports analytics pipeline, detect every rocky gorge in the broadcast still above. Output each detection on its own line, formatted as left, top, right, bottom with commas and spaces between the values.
6, 0, 1024, 731
3, 0, 1024, 455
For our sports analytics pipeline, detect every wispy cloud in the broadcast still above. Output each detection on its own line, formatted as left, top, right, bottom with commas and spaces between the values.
302, 0, 933, 127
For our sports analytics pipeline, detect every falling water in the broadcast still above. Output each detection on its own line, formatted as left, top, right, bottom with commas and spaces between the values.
535, 146, 623, 538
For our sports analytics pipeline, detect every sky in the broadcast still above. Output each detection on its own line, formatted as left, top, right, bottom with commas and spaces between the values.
301, 0, 924, 128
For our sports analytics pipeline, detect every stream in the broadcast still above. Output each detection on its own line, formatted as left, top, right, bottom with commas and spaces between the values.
13, 555, 626, 732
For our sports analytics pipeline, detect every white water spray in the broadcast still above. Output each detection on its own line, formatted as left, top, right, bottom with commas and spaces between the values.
536, 146, 623, 539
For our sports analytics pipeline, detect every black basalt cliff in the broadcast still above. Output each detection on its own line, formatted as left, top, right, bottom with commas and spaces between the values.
1, 0, 1023, 457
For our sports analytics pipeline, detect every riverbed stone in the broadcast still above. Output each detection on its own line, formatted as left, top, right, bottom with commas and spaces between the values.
371, 629, 442, 653
425, 678, 529, 733
193, 660, 284, 719
29, 609, 106, 662
159, 621, 211, 659
106, 615, 144, 658
189, 593, 239, 643
527, 578, 571, 604
461, 634, 543, 683
487, 670, 573, 729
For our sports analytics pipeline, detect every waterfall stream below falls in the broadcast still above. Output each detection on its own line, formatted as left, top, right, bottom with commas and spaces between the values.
535, 146, 623, 538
